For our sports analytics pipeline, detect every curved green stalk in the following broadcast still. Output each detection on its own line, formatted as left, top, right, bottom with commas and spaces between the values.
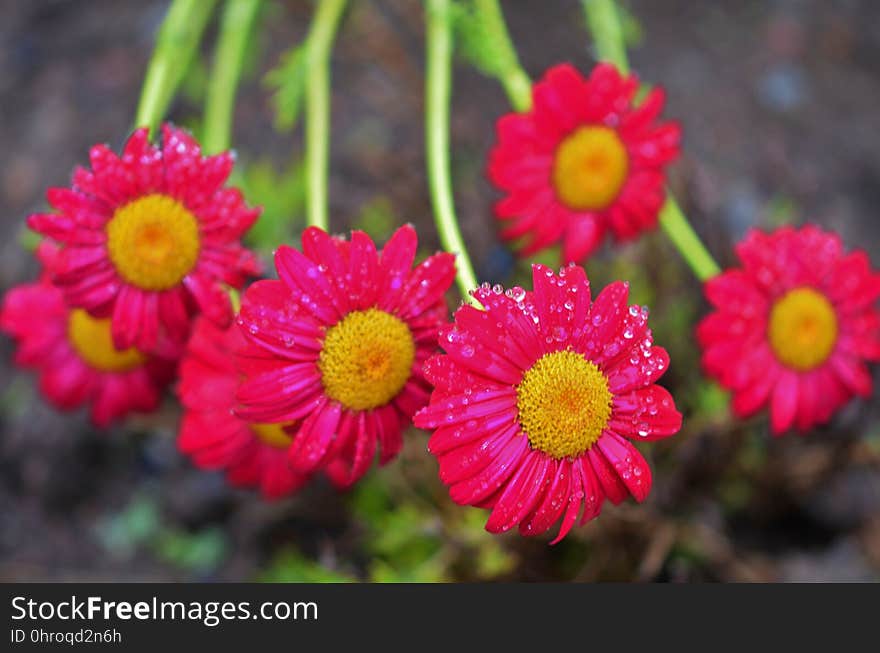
581, 0, 629, 74
474, 0, 532, 112
203, 0, 262, 154
583, 0, 720, 280
658, 197, 721, 281
304, 0, 347, 231
136, 0, 218, 134
426, 0, 479, 304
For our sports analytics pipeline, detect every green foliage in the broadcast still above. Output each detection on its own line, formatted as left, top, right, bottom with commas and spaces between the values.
154, 527, 228, 574
450, 0, 518, 80
95, 494, 228, 574
448, 509, 517, 579
350, 468, 515, 582
352, 196, 398, 242
237, 159, 306, 253
349, 472, 447, 582
369, 557, 448, 583
264, 42, 310, 132
95, 495, 160, 558
18, 229, 40, 253
253, 462, 514, 583
693, 382, 731, 426
258, 548, 355, 583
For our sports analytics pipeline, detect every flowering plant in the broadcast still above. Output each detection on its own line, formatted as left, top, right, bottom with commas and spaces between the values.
1, 0, 877, 581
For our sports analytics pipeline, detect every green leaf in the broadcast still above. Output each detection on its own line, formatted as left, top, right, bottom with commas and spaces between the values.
237, 159, 306, 252
264, 43, 310, 132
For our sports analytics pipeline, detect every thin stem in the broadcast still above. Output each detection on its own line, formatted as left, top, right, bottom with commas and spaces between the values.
304, 0, 346, 231
135, 0, 218, 134
426, 0, 480, 304
203, 0, 262, 154
581, 0, 629, 74
474, 0, 532, 112
659, 197, 721, 281
583, 0, 721, 280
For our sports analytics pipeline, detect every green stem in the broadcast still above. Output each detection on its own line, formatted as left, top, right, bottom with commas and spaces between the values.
426, 0, 479, 304
474, 0, 532, 112
135, 0, 218, 134
304, 0, 346, 231
581, 0, 629, 74
583, 0, 721, 281
659, 197, 721, 281
203, 0, 262, 154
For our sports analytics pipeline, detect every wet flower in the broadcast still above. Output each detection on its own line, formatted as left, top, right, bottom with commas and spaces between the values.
0, 244, 174, 426
178, 317, 310, 499
488, 63, 680, 264
27, 124, 261, 355
698, 225, 880, 433
235, 225, 456, 487
413, 264, 682, 542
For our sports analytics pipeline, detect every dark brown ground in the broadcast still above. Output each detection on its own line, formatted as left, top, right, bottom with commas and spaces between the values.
1, 0, 878, 581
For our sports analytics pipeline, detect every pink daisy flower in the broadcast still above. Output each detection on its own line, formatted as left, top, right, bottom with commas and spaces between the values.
1, 244, 174, 426
488, 63, 680, 264
235, 225, 456, 487
414, 264, 682, 542
27, 124, 261, 355
698, 225, 880, 433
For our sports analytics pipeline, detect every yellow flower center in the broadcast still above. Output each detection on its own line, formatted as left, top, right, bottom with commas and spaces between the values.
318, 308, 415, 411
768, 287, 838, 371
516, 350, 613, 459
250, 422, 294, 449
105, 193, 200, 291
552, 126, 629, 211
67, 308, 146, 372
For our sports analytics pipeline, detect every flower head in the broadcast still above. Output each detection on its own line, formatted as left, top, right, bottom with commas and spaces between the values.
27, 124, 261, 355
698, 225, 880, 433
235, 225, 456, 487
488, 63, 680, 264
414, 264, 682, 542
0, 244, 174, 426
178, 317, 310, 499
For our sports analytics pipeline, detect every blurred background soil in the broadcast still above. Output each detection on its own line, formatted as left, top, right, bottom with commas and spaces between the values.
1, 0, 879, 581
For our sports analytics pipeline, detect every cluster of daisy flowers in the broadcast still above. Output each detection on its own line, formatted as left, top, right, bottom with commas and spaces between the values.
2, 56, 879, 545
